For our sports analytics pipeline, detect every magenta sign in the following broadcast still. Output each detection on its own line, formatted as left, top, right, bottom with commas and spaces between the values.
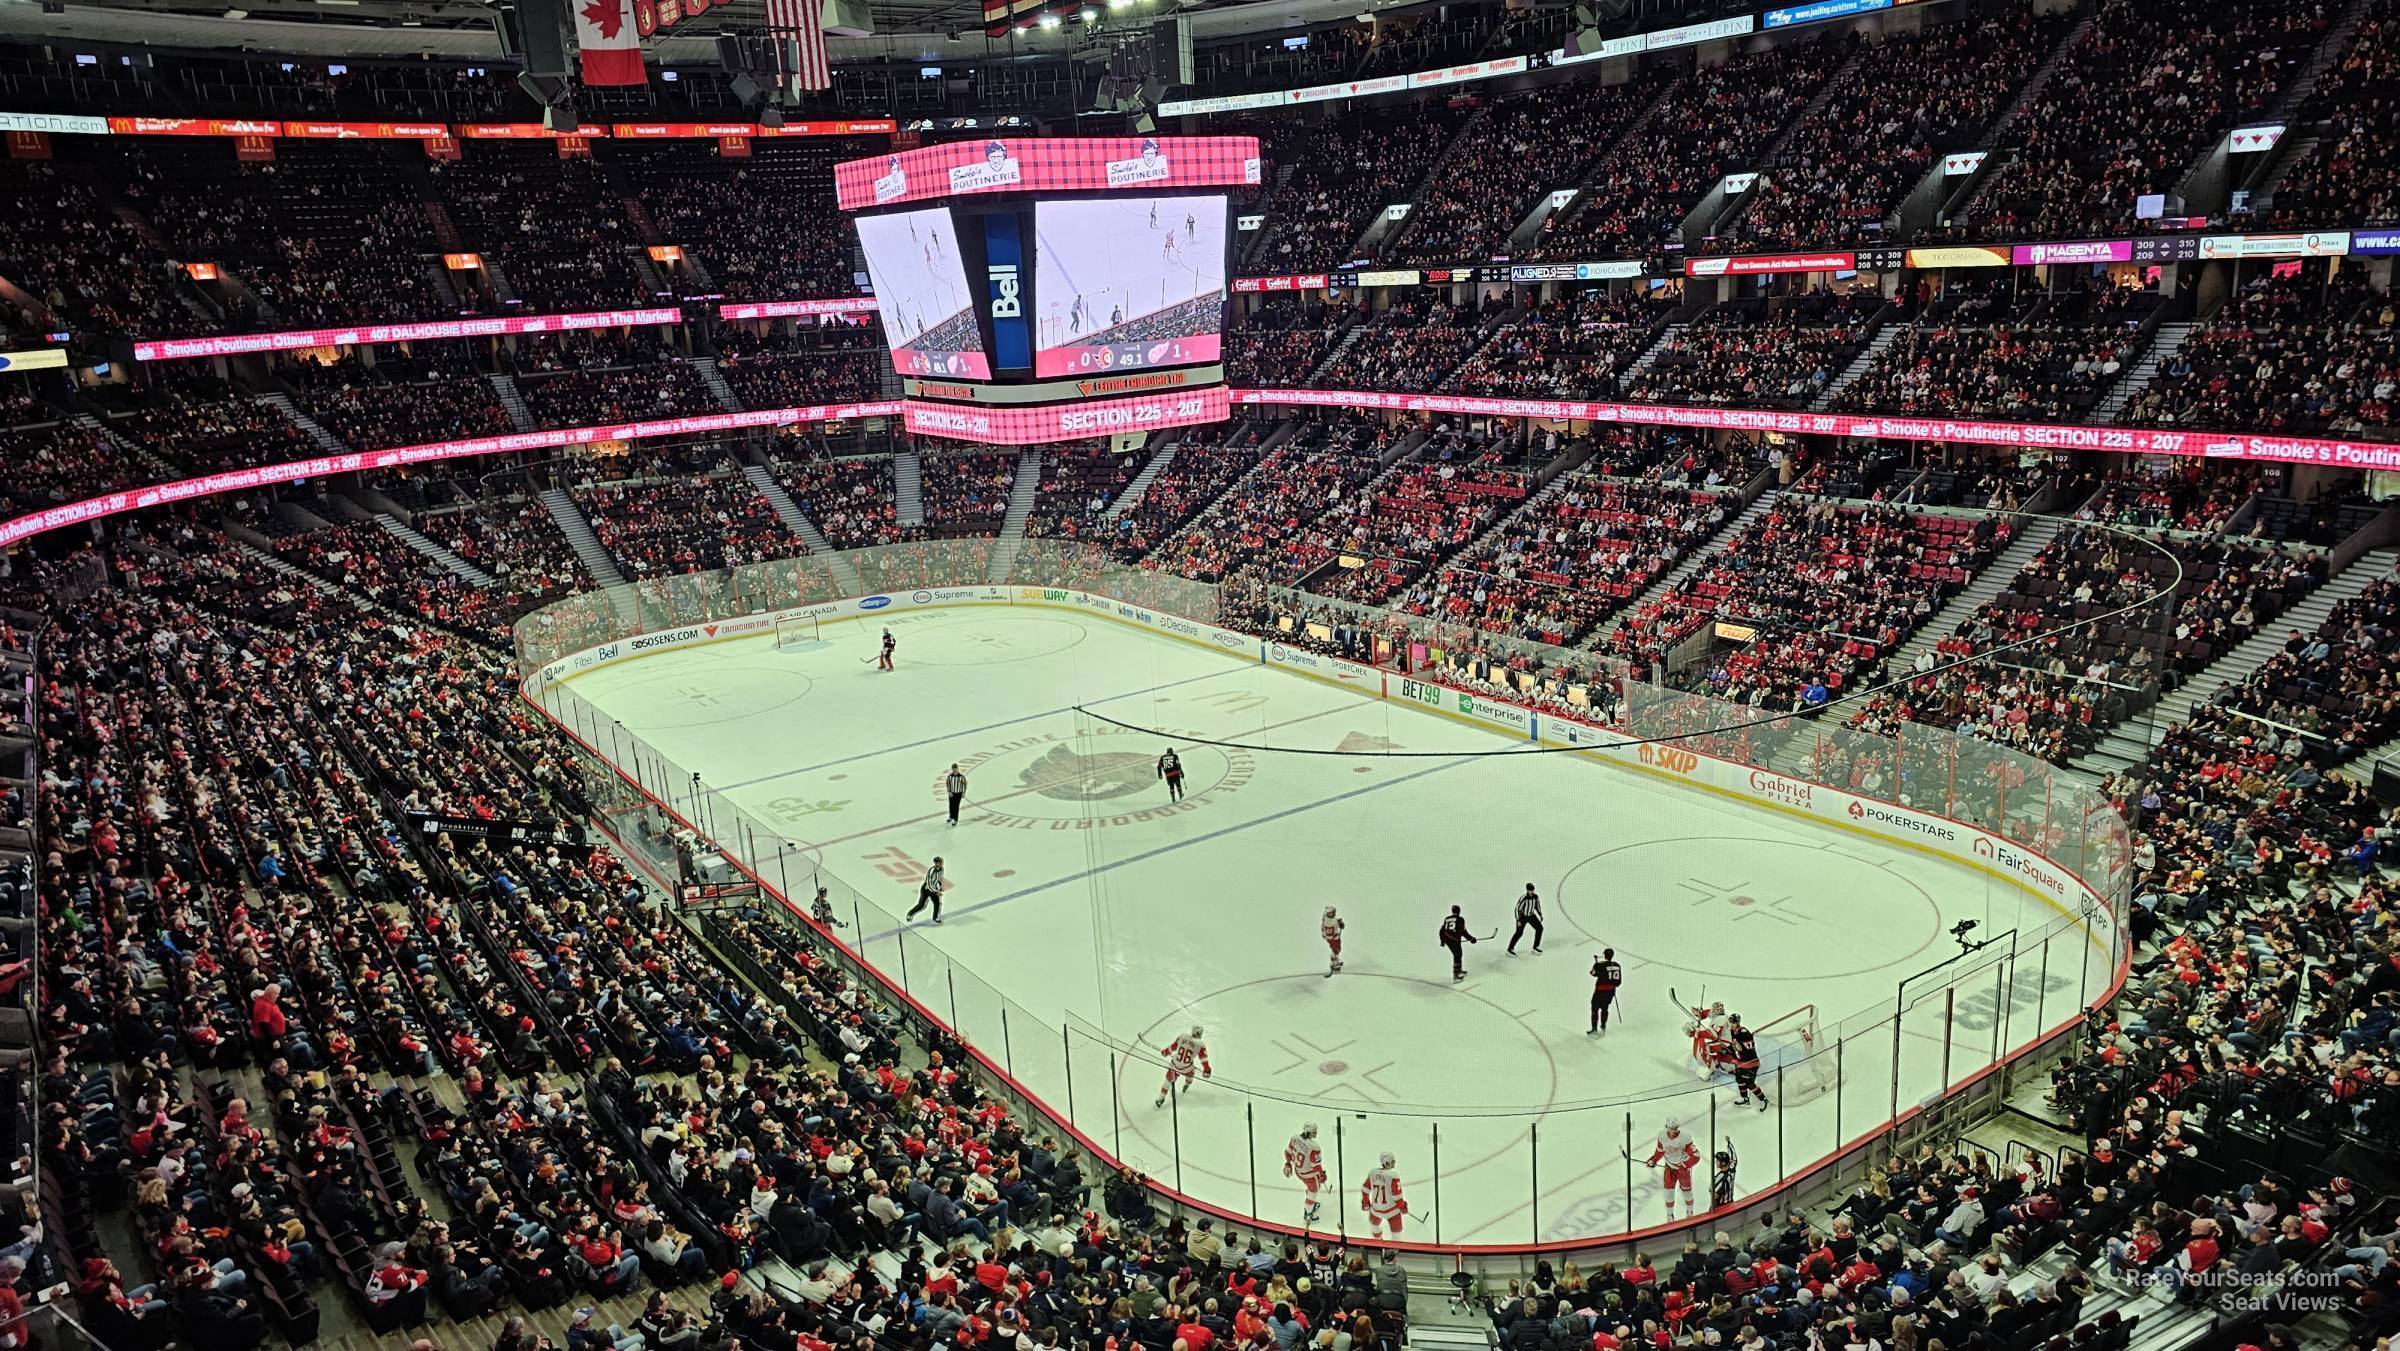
2009, 240, 2136, 266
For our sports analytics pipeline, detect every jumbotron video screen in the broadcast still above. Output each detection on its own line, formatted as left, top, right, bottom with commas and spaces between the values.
854, 205, 993, 380
1031, 194, 1229, 377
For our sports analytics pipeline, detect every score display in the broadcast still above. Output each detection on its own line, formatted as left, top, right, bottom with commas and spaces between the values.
855, 206, 993, 380
841, 136, 1255, 447
1030, 195, 1229, 377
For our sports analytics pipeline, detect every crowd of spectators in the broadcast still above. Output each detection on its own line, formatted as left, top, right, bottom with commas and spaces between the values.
1534, 34, 1850, 259
1400, 471, 1735, 645
1613, 500, 2009, 705
919, 451, 1021, 533
1957, 0, 2325, 241
0, 161, 185, 340
271, 518, 513, 637
2114, 268, 2397, 435
1450, 290, 1675, 400
2212, 563, 2400, 762
110, 376, 316, 473
1950, 531, 2324, 721
1310, 299, 1496, 390
289, 366, 517, 450
422, 498, 591, 615
1144, 413, 1398, 581
1113, 421, 1275, 563
775, 454, 903, 549
2072, 461, 2265, 533
1023, 446, 1138, 545
110, 140, 448, 330
517, 360, 723, 428
1722, 18, 2067, 251
1253, 102, 1476, 273
1625, 293, 1879, 410
1287, 429, 1530, 602
2265, 0, 2400, 229
1227, 295, 1360, 388
430, 144, 651, 312
1833, 318, 2143, 422
0, 420, 156, 520
576, 457, 806, 577
628, 141, 873, 302
717, 339, 887, 410
1390, 75, 1671, 265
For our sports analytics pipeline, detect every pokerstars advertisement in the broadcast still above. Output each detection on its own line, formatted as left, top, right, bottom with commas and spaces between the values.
855, 206, 994, 381
1031, 195, 1229, 378
902, 387, 1231, 445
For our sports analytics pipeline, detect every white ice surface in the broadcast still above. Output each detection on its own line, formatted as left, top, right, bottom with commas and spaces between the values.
566, 607, 2107, 1245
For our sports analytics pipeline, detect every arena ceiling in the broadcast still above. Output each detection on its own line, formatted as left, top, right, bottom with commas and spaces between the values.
6, 0, 1444, 64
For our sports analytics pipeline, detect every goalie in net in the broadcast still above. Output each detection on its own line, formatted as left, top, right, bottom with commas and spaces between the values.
1686, 1000, 1838, 1107
773, 613, 821, 649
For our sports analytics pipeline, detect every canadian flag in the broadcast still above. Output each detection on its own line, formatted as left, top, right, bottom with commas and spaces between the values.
575, 0, 647, 86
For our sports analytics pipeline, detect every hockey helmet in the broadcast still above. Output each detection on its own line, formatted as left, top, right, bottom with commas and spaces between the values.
1378, 1152, 1395, 1169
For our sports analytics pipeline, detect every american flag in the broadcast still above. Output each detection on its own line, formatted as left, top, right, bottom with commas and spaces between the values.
766, 0, 832, 92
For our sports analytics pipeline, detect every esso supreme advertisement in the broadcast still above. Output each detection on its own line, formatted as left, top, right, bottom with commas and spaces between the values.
902, 387, 1230, 445
855, 206, 993, 381
1031, 195, 1229, 378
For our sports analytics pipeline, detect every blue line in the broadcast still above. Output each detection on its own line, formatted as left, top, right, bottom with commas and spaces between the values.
710, 663, 1246, 791
868, 756, 1477, 939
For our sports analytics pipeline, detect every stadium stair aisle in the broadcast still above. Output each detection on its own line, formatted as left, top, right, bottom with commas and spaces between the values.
894, 449, 925, 527
1597, 487, 1782, 650
373, 512, 499, 589
1103, 434, 1180, 520
1883, 517, 2067, 675
2075, 547, 2400, 777
743, 462, 863, 592
986, 449, 1044, 583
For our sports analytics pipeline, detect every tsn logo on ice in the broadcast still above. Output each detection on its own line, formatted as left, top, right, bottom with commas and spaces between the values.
989, 263, 1021, 318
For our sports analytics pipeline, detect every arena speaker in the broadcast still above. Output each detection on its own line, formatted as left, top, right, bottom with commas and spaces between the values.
497, 0, 574, 78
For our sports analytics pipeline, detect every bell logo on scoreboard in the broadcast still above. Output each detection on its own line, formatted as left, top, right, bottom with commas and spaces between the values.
989, 263, 1022, 319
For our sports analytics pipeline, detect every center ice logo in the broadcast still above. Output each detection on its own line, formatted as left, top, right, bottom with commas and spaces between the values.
1020, 745, 1157, 802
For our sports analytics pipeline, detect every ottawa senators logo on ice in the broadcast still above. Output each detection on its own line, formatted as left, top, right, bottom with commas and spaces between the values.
1019, 746, 1156, 803
953, 728, 1254, 830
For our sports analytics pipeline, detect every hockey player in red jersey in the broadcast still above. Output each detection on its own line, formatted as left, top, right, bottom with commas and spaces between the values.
1284, 1122, 1327, 1223
1154, 1026, 1211, 1106
1360, 1152, 1408, 1237
1321, 906, 1345, 977
1645, 1118, 1701, 1219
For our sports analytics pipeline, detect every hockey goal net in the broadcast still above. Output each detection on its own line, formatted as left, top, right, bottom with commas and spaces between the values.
773, 613, 821, 649
1753, 1003, 1839, 1103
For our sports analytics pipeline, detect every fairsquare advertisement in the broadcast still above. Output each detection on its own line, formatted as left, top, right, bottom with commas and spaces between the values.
902, 387, 1230, 445
835, 136, 1261, 211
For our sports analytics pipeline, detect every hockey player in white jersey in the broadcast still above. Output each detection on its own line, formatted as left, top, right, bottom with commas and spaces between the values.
1154, 1026, 1212, 1106
1686, 1000, 1730, 1079
1644, 1117, 1701, 1219
1284, 1122, 1328, 1222
1322, 907, 1345, 976
1360, 1152, 1409, 1237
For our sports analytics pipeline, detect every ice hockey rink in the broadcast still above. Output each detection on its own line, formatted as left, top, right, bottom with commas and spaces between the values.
560, 604, 2111, 1245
